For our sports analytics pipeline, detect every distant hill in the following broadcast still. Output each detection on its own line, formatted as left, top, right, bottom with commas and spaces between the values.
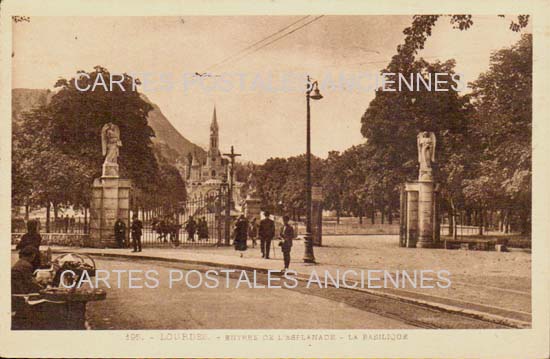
140, 94, 206, 163
12, 88, 54, 124
11, 88, 206, 163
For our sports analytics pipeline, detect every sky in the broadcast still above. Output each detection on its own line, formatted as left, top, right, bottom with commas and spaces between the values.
12, 16, 530, 163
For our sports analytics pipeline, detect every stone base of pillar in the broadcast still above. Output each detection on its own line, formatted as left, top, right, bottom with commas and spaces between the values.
88, 177, 131, 248
405, 182, 419, 248
402, 181, 439, 249
243, 196, 261, 221
102, 163, 119, 178
416, 181, 434, 248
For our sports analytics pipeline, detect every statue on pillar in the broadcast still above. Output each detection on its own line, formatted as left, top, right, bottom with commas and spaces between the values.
246, 172, 259, 199
101, 122, 122, 177
417, 131, 436, 181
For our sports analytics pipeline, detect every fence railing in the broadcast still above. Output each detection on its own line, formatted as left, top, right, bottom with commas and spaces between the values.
12, 217, 88, 235
133, 194, 225, 247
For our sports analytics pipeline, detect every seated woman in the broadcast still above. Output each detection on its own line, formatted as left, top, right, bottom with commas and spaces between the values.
12, 246, 43, 295
16, 219, 42, 271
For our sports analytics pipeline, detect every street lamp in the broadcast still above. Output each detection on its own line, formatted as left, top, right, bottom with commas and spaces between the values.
303, 76, 323, 264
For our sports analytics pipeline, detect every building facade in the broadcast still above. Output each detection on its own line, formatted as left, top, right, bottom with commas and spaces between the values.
176, 107, 242, 205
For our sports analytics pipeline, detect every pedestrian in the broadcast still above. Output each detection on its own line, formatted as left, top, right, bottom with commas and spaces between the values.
69, 215, 75, 233
198, 216, 209, 241
114, 218, 126, 248
233, 215, 248, 256
167, 215, 180, 247
185, 216, 197, 242
278, 215, 295, 272
248, 217, 258, 248
63, 214, 70, 233
258, 211, 275, 259
16, 219, 42, 271
131, 214, 143, 252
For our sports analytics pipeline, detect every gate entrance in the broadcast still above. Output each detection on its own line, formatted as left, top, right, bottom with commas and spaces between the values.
133, 189, 229, 247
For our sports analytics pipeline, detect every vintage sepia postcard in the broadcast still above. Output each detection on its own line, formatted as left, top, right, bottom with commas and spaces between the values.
0, 0, 549, 358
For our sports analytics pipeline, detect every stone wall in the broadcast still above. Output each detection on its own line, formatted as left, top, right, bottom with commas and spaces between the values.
12, 233, 88, 247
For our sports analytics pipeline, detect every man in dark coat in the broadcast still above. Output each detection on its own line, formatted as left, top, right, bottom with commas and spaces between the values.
258, 211, 275, 259
114, 218, 126, 248
185, 216, 197, 242
131, 214, 143, 252
279, 215, 294, 271
198, 217, 209, 241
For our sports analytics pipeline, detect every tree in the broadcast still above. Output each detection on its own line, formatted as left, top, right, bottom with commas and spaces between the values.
12, 107, 93, 229
360, 57, 470, 223
255, 155, 323, 219
392, 15, 529, 66
321, 146, 370, 223
12, 66, 185, 219
48, 66, 159, 194
466, 34, 532, 234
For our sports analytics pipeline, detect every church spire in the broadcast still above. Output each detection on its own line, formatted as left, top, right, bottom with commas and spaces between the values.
209, 106, 219, 151
211, 106, 218, 132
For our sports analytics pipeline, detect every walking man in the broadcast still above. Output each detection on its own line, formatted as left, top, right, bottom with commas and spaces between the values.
131, 214, 143, 252
279, 215, 294, 272
258, 211, 275, 259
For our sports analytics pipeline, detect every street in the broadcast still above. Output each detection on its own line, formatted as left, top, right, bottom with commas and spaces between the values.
83, 257, 509, 330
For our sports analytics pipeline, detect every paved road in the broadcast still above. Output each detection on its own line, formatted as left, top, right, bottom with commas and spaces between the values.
86, 257, 416, 329
11, 253, 510, 329
82, 257, 508, 330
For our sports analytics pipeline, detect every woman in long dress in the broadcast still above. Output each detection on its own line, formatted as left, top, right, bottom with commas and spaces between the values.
233, 215, 248, 254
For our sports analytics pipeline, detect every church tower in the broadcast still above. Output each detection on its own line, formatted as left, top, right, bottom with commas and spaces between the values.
206, 107, 221, 167
209, 107, 219, 157
203, 106, 225, 180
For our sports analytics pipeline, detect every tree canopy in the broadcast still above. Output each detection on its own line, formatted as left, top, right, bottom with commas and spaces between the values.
12, 66, 187, 214
249, 31, 531, 233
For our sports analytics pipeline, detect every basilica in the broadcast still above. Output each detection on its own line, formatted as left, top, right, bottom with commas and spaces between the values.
176, 107, 242, 203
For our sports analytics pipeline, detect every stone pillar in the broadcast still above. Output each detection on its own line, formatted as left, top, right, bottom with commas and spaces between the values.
405, 183, 419, 248
417, 180, 434, 248
88, 177, 131, 248
244, 196, 261, 222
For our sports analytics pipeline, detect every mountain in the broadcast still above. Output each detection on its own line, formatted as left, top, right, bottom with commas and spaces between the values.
140, 94, 206, 162
12, 88, 54, 124
11, 88, 205, 162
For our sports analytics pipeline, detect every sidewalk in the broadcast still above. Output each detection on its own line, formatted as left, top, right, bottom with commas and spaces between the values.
24, 235, 531, 327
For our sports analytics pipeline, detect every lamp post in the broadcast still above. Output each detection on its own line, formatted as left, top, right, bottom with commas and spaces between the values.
303, 76, 323, 264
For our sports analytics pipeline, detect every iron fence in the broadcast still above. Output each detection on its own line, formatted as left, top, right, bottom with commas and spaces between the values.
133, 193, 226, 247
12, 216, 88, 235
